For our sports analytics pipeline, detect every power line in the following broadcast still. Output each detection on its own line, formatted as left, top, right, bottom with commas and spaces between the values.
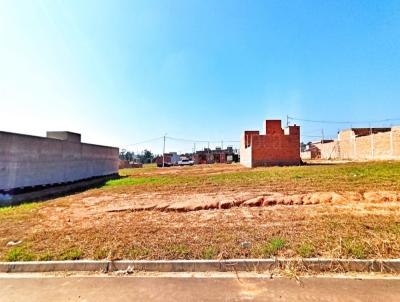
166, 136, 239, 144
288, 116, 400, 125
121, 136, 240, 149
121, 136, 163, 148
166, 136, 209, 143
302, 135, 323, 138
302, 130, 326, 136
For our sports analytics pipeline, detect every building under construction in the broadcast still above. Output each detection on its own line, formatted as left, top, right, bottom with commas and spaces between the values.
154, 152, 181, 167
193, 147, 239, 164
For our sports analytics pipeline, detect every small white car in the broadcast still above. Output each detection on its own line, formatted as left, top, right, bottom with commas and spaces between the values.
178, 158, 194, 166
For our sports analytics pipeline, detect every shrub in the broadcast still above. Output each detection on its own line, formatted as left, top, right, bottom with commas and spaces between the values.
60, 248, 82, 260
128, 246, 150, 259
201, 246, 218, 259
5, 247, 34, 261
297, 243, 315, 258
342, 239, 367, 259
167, 244, 190, 259
259, 238, 286, 257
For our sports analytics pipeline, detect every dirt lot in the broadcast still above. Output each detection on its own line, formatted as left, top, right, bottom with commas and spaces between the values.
1, 162, 400, 261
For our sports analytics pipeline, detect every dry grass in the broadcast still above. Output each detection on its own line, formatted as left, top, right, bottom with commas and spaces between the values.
1, 162, 400, 261
109, 161, 400, 194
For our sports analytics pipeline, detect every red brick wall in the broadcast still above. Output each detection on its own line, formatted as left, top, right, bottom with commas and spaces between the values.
154, 154, 172, 164
240, 120, 301, 167
243, 131, 260, 148
264, 120, 284, 135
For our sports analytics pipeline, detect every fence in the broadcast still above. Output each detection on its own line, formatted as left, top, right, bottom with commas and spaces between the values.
0, 131, 119, 191
312, 127, 400, 160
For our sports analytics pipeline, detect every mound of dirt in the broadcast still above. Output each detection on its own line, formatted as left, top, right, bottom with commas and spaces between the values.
106, 191, 400, 213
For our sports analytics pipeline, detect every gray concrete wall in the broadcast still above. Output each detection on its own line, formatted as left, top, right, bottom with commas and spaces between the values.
46, 131, 81, 143
0, 131, 119, 191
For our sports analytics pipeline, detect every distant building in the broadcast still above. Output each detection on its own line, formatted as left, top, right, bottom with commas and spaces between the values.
240, 119, 301, 168
193, 146, 239, 164
119, 160, 143, 169
300, 140, 333, 160
154, 152, 180, 167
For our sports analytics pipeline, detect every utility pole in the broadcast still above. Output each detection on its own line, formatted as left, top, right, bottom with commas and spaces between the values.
207, 141, 211, 164
221, 140, 224, 150
321, 129, 325, 144
370, 124, 374, 159
286, 115, 289, 127
162, 134, 166, 168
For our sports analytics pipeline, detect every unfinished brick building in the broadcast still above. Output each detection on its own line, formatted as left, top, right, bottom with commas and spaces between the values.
240, 120, 301, 168
194, 147, 238, 164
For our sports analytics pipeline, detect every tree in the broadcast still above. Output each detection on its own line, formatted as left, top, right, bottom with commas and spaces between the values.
119, 149, 135, 161
137, 149, 154, 164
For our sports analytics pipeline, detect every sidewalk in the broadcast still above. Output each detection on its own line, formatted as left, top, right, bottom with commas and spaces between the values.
1, 272, 400, 302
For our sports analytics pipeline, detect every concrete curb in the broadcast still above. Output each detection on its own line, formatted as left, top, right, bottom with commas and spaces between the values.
1, 259, 400, 273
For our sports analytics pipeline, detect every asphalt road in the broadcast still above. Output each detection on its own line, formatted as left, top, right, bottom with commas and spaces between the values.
1, 273, 400, 301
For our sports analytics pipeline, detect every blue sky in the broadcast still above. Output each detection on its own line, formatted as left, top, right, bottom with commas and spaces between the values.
1, 0, 400, 153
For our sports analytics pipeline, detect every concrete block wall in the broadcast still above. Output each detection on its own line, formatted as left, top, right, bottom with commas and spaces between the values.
301, 146, 323, 160
313, 141, 338, 160
300, 151, 312, 160
314, 127, 400, 161
393, 127, 400, 157
240, 120, 301, 168
0, 131, 119, 191
337, 130, 354, 159
372, 130, 396, 159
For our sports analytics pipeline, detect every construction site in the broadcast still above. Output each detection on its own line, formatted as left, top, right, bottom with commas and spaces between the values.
2, 2, 400, 300
1, 118, 400, 262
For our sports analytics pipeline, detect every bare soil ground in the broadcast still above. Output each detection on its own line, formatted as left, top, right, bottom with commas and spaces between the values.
1, 162, 400, 261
